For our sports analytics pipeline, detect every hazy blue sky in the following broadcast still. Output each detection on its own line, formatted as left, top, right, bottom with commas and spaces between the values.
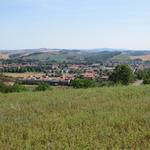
0, 0, 150, 49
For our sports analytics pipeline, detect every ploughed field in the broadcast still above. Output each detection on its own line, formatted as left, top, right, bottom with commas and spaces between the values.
0, 86, 150, 149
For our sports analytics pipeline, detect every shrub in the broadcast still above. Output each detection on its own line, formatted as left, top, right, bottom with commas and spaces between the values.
35, 83, 52, 91
11, 83, 28, 92
0, 82, 8, 93
0, 82, 28, 93
71, 79, 96, 88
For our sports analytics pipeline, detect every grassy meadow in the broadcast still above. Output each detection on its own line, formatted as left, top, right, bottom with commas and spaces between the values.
0, 85, 150, 149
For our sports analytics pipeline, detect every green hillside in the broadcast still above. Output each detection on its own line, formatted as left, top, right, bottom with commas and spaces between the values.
19, 50, 121, 63
20, 51, 86, 63
0, 86, 150, 149
111, 53, 130, 61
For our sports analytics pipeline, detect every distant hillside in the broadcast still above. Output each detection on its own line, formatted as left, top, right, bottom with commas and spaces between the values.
125, 50, 150, 56
111, 53, 130, 61
1, 48, 150, 63
17, 50, 121, 63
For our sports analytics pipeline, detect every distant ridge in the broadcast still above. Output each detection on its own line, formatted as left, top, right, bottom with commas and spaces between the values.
0, 48, 150, 62
1, 48, 150, 53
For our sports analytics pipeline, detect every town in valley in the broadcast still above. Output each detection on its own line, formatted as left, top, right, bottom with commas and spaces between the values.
0, 49, 150, 86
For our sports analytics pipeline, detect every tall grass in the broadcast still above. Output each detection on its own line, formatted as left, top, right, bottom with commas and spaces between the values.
0, 85, 150, 149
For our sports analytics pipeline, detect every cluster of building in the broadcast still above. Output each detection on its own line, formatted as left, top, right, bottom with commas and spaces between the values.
1, 60, 150, 86
16, 63, 119, 86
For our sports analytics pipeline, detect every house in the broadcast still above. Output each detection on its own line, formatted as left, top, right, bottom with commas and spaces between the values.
100, 75, 109, 81
81, 71, 96, 80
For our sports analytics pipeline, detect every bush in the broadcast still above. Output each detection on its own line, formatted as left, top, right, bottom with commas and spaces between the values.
0, 82, 28, 93
35, 83, 52, 91
71, 79, 96, 88
11, 84, 28, 92
0, 82, 8, 93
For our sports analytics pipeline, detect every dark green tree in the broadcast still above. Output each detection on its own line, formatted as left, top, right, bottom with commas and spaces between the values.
109, 65, 134, 85
135, 70, 145, 80
143, 70, 150, 84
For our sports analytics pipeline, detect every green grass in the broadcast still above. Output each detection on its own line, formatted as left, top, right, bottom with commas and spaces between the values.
0, 85, 150, 149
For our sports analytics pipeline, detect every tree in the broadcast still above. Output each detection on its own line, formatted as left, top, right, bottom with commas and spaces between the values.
109, 65, 134, 85
135, 70, 145, 80
143, 70, 150, 84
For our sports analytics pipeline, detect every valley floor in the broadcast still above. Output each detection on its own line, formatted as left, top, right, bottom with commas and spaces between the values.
0, 85, 150, 149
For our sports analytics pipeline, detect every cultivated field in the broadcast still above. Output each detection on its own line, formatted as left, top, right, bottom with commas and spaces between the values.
4, 72, 44, 78
0, 53, 9, 60
130, 55, 150, 61
0, 86, 150, 149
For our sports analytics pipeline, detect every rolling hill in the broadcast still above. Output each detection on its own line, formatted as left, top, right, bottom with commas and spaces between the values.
1, 48, 150, 63
8, 49, 122, 63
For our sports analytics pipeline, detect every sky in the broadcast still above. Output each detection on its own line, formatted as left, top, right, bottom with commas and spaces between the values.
0, 0, 150, 50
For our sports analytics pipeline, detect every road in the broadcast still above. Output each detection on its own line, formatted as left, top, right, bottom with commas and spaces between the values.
133, 80, 143, 86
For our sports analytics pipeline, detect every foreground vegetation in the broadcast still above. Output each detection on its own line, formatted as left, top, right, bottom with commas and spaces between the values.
0, 82, 52, 93
0, 85, 150, 149
0, 82, 28, 93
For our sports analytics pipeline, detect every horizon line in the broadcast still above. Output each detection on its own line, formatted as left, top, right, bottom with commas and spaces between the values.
0, 47, 150, 51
